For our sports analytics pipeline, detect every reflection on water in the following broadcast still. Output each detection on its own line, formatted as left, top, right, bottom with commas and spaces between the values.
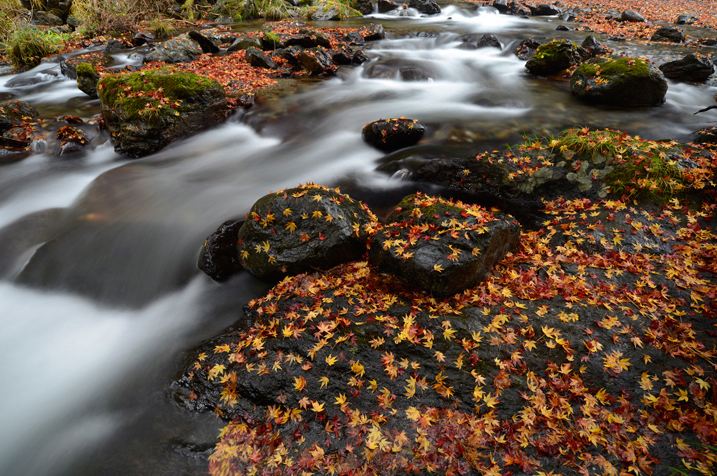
0, 9, 716, 476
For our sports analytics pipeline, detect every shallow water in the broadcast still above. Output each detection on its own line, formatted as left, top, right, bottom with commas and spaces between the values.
1, 7, 716, 476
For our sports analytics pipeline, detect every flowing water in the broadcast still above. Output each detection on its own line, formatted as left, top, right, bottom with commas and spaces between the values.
1, 6, 716, 476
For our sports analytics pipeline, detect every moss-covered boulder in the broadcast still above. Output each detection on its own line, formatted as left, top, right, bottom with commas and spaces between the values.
236, 184, 378, 282
570, 56, 667, 106
370, 194, 521, 297
304, 1, 364, 21
76, 62, 100, 99
98, 69, 228, 157
362, 117, 426, 152
525, 39, 589, 76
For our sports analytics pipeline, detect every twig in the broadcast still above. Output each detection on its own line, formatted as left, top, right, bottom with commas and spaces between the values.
694, 105, 717, 115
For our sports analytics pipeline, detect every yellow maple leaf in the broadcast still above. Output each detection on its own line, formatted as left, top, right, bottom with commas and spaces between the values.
433, 264, 443, 273
285, 221, 297, 233
319, 376, 329, 389
311, 400, 325, 412
294, 376, 307, 391
325, 354, 337, 366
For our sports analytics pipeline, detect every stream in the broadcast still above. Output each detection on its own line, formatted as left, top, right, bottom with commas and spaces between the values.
1, 5, 716, 476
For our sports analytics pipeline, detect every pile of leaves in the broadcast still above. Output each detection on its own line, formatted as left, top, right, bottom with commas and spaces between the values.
179, 185, 717, 475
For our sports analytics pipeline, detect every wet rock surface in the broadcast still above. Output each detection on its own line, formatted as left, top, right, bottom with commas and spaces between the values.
525, 39, 588, 76
362, 118, 426, 152
236, 184, 377, 282
659, 53, 714, 82
369, 194, 521, 297
198, 219, 246, 282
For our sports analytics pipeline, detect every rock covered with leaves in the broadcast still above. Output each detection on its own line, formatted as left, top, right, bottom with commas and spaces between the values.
98, 68, 228, 157
362, 117, 426, 152
174, 190, 716, 476
370, 194, 521, 297
0, 100, 39, 153
571, 56, 668, 106
659, 53, 715, 82
236, 184, 378, 282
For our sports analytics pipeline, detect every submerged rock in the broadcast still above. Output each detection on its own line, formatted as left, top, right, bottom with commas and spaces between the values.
659, 53, 714, 82
362, 118, 426, 152
370, 194, 521, 297
571, 56, 668, 106
98, 69, 228, 157
236, 184, 377, 282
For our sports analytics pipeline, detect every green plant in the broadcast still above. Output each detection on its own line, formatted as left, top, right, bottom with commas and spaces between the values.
2, 20, 65, 70
262, 0, 292, 20
665, 441, 717, 476
552, 127, 623, 160
71, 0, 171, 36
149, 18, 175, 38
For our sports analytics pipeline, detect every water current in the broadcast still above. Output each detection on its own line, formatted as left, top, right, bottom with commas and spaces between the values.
0, 5, 716, 476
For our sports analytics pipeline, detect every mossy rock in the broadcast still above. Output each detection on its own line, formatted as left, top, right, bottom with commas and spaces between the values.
98, 69, 228, 157
305, 1, 363, 20
570, 56, 667, 106
236, 184, 378, 282
525, 39, 588, 76
76, 62, 100, 99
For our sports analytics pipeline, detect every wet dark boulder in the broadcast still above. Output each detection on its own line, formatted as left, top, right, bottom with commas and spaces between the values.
144, 34, 203, 63
531, 3, 561, 16
284, 29, 331, 49
376, 0, 400, 13
362, 117, 426, 152
297, 47, 335, 75
60, 52, 112, 80
98, 69, 228, 158
620, 9, 645, 22
525, 39, 587, 76
460, 33, 502, 50
675, 14, 699, 25
651, 26, 686, 43
515, 38, 541, 60
581, 35, 610, 57
370, 194, 521, 297
198, 219, 245, 282
408, 0, 440, 14
508, 1, 531, 16
659, 53, 714, 82
245, 47, 278, 69
56, 125, 88, 156
227, 35, 262, 52
694, 126, 717, 145
493, 0, 509, 13
236, 184, 377, 282
76, 62, 100, 99
571, 56, 668, 107
188, 30, 220, 54
361, 23, 386, 42
0, 100, 39, 133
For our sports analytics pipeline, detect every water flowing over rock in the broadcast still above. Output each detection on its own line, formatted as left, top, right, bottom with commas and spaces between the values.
525, 39, 588, 76
651, 26, 686, 43
362, 117, 426, 152
571, 56, 667, 106
98, 69, 228, 157
370, 194, 521, 297
198, 219, 245, 282
659, 53, 714, 82
236, 184, 377, 282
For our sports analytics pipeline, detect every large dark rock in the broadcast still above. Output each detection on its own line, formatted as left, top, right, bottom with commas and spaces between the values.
531, 3, 561, 15
407, 0, 440, 14
227, 35, 263, 52
571, 56, 668, 106
581, 35, 610, 57
236, 184, 377, 282
620, 9, 645, 22
56, 125, 88, 156
525, 39, 587, 76
284, 30, 331, 49
198, 219, 245, 282
76, 62, 100, 99
362, 118, 426, 152
659, 53, 714, 82
675, 14, 699, 25
297, 47, 334, 75
144, 34, 203, 63
493, 0, 509, 13
508, 1, 531, 16
245, 47, 278, 69
0, 100, 39, 133
459, 33, 502, 50
370, 194, 521, 297
515, 38, 541, 60
651, 26, 686, 43
98, 70, 228, 157
376, 0, 400, 13
361, 23, 386, 42
188, 30, 220, 54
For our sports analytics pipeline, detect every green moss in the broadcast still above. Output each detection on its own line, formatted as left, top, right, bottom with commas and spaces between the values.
75, 61, 96, 76
575, 57, 652, 84
533, 39, 578, 61
98, 68, 218, 122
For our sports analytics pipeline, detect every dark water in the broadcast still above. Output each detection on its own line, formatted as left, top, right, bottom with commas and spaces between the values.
0, 6, 716, 476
